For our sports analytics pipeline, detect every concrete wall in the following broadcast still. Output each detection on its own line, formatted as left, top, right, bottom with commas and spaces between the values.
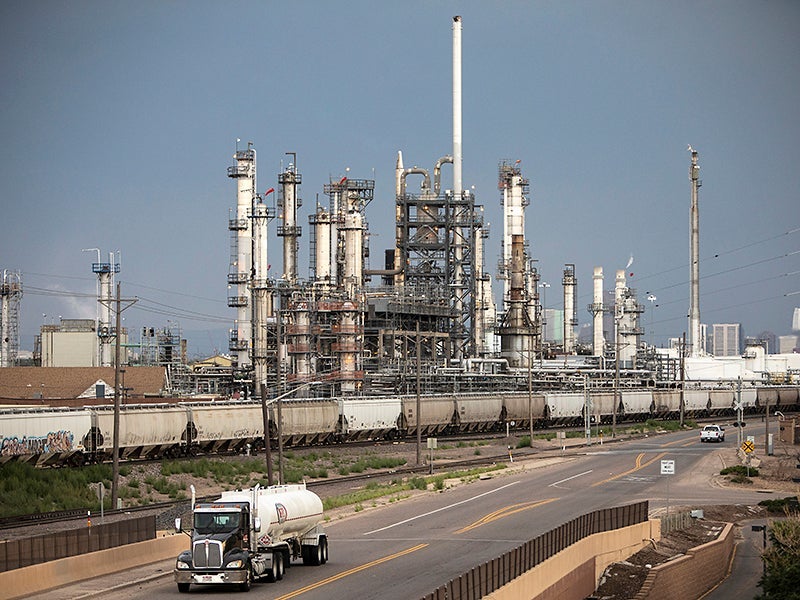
484, 519, 661, 600
1, 533, 187, 600
633, 523, 734, 600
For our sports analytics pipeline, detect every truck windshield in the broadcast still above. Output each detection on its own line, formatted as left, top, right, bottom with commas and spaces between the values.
194, 512, 241, 534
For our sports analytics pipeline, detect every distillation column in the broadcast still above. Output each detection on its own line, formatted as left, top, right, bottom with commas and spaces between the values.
688, 146, 702, 357
311, 206, 333, 286
614, 270, 644, 368
498, 161, 528, 302
589, 266, 605, 357
227, 147, 255, 373
278, 157, 302, 284
562, 264, 577, 354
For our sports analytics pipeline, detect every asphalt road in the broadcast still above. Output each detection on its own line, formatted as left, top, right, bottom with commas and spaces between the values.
30, 430, 778, 600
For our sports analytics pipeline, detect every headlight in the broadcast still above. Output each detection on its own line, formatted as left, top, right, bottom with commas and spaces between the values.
225, 559, 244, 569
176, 560, 191, 569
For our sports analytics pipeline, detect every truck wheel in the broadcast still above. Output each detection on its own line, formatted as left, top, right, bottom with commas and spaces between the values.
267, 551, 283, 582
320, 537, 328, 564
177, 583, 191, 593
239, 568, 251, 592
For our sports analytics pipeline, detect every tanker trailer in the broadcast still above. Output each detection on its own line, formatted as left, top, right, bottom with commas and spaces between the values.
174, 483, 327, 592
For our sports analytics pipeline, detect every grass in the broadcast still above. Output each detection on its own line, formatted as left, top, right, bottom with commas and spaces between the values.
321, 465, 506, 512
0, 462, 113, 517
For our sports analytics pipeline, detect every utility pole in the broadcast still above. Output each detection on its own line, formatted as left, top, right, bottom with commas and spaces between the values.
260, 382, 273, 485
528, 348, 534, 447
679, 333, 686, 427
416, 321, 421, 465
100, 283, 136, 509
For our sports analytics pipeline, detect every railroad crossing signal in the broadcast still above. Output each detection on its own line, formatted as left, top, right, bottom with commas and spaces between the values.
742, 440, 755, 454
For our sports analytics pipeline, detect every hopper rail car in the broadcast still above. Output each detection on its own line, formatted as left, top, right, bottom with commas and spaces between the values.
1, 385, 798, 467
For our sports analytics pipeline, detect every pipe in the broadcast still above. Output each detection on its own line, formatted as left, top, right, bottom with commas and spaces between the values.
433, 155, 453, 195
399, 168, 431, 197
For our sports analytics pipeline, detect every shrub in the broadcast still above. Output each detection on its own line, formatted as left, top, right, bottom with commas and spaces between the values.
721, 465, 759, 477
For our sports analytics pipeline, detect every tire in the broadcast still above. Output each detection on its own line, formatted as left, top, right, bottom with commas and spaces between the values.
267, 551, 283, 582
177, 583, 191, 593
239, 567, 251, 592
320, 537, 328, 564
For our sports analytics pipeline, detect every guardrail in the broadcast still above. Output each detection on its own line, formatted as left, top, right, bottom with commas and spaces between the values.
420, 501, 649, 600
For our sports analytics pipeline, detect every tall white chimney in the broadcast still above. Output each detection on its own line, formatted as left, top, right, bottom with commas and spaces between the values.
452, 16, 462, 197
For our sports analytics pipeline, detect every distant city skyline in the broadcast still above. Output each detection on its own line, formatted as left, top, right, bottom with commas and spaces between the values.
1, 1, 798, 358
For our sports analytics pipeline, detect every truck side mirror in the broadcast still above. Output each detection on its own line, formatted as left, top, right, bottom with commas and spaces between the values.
175, 517, 182, 533
253, 517, 261, 533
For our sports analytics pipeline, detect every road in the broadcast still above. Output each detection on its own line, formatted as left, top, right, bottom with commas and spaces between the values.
32, 430, 777, 600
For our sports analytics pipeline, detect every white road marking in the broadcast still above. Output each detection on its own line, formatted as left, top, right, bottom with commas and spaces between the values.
548, 470, 593, 489
363, 481, 521, 535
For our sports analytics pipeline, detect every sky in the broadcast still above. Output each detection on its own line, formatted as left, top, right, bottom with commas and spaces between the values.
1, 0, 798, 358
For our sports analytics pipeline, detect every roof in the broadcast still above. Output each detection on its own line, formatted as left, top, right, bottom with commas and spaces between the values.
0, 366, 167, 403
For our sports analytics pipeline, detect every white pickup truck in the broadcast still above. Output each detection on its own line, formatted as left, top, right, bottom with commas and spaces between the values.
700, 424, 725, 443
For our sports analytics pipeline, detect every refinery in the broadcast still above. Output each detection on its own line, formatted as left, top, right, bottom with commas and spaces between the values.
1, 15, 798, 410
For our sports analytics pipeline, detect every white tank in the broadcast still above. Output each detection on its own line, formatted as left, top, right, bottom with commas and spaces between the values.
218, 484, 323, 544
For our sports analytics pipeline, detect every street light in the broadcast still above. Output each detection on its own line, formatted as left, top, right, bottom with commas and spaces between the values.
263, 381, 322, 485
646, 293, 657, 346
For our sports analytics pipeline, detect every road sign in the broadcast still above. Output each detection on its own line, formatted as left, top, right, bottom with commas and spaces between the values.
733, 402, 742, 411
742, 440, 755, 454
660, 459, 675, 475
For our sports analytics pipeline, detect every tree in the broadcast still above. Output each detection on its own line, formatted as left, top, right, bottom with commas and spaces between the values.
757, 513, 800, 600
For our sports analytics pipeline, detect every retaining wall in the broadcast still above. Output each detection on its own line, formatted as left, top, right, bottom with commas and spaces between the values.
1, 533, 187, 600
633, 522, 734, 600
483, 519, 661, 600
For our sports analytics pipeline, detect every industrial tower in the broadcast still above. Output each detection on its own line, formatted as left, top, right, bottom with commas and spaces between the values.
0, 270, 22, 367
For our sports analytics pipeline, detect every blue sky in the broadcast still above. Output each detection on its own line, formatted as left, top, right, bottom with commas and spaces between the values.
1, 1, 798, 358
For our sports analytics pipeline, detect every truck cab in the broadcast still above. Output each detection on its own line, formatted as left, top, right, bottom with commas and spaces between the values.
175, 502, 255, 592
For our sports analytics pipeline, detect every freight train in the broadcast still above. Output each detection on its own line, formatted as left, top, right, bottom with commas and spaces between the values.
1, 385, 798, 467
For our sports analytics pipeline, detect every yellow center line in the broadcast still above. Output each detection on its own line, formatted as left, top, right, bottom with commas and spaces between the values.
456, 498, 559, 534
591, 452, 667, 487
274, 543, 429, 600
662, 436, 693, 448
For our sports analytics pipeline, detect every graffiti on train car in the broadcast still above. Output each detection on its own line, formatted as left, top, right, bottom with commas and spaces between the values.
1, 430, 75, 456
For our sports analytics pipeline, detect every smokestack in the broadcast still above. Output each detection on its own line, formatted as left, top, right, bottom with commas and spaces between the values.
452, 16, 462, 197
688, 146, 701, 357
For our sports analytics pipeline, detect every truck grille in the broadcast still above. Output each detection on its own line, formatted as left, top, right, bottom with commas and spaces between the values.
193, 539, 223, 568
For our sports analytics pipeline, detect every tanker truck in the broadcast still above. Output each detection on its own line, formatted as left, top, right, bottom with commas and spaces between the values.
173, 483, 328, 592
